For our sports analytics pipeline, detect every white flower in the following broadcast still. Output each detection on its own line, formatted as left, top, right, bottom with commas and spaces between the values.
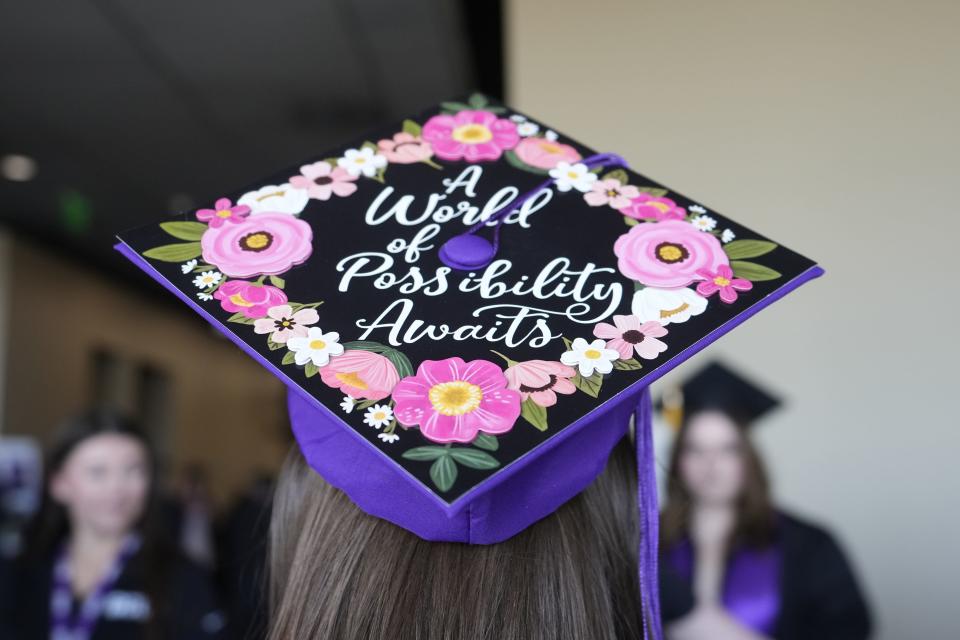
517, 122, 540, 137
238, 184, 309, 216
549, 161, 598, 193
509, 114, 527, 123
181, 259, 198, 274
197, 292, 213, 301
378, 432, 400, 444
544, 129, 559, 141
363, 404, 394, 429
689, 204, 707, 214
631, 287, 708, 326
721, 229, 736, 243
192, 270, 222, 289
690, 215, 717, 232
286, 327, 344, 367
560, 338, 620, 377
337, 147, 387, 178
340, 396, 356, 413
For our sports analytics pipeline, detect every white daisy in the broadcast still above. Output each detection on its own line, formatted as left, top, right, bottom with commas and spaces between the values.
544, 129, 559, 141
340, 396, 356, 413
238, 184, 309, 216
690, 215, 717, 232
632, 286, 708, 326
286, 327, 344, 367
363, 404, 394, 429
197, 292, 213, 302
560, 338, 620, 377
192, 270, 222, 289
337, 147, 388, 178
378, 432, 400, 444
181, 259, 198, 274
509, 114, 527, 123
517, 122, 539, 137
549, 161, 598, 193
689, 204, 707, 214
721, 229, 736, 243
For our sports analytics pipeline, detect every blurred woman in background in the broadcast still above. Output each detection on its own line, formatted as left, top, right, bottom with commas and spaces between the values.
660, 362, 871, 640
0, 410, 225, 639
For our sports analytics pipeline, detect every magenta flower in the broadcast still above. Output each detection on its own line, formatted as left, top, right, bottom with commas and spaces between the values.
593, 315, 669, 360
201, 213, 313, 278
393, 357, 522, 443
695, 264, 753, 304
619, 194, 686, 221
289, 161, 358, 201
195, 197, 250, 228
584, 179, 641, 209
378, 132, 434, 164
503, 360, 576, 407
319, 350, 401, 402
613, 219, 729, 288
513, 136, 581, 169
421, 110, 519, 163
214, 281, 287, 319
252, 304, 319, 343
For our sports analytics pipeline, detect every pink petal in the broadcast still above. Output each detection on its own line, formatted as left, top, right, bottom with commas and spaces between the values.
552, 378, 577, 395
330, 181, 357, 197
620, 186, 641, 199
636, 337, 668, 360
731, 278, 753, 291
310, 184, 333, 201
253, 318, 274, 334
697, 281, 720, 297
613, 314, 643, 331
593, 322, 620, 339
268, 304, 293, 320
292, 308, 319, 324
584, 191, 609, 206
270, 329, 293, 343
607, 338, 633, 360
288, 176, 311, 189
528, 389, 558, 407
719, 286, 739, 304
214, 198, 231, 210
463, 141, 502, 162
717, 263, 734, 279
638, 321, 667, 338
432, 138, 466, 160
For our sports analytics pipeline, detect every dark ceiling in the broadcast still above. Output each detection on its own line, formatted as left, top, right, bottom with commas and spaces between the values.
0, 0, 502, 275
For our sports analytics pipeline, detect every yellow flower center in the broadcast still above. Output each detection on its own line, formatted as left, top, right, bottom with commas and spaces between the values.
650, 202, 670, 213
335, 371, 369, 390
660, 302, 690, 319
373, 411, 387, 420
567, 171, 579, 178
228, 293, 252, 307
216, 209, 233, 218
714, 276, 731, 286
452, 123, 494, 144
309, 339, 327, 350
244, 232, 271, 250
658, 245, 683, 261
537, 140, 564, 154
354, 157, 366, 164
584, 349, 603, 360
429, 381, 483, 416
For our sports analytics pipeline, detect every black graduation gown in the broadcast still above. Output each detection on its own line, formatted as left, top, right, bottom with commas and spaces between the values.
0, 547, 226, 640
661, 512, 872, 640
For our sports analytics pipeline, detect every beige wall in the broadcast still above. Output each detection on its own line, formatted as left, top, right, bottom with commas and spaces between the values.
1, 237, 290, 507
508, 1, 958, 638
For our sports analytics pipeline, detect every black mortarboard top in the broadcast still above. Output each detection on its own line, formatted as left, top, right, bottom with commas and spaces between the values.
672, 361, 782, 427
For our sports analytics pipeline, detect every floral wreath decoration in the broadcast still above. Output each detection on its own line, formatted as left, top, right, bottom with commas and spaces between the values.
140, 93, 785, 494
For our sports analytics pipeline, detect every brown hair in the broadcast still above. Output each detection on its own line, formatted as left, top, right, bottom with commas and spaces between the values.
267, 437, 643, 640
660, 411, 776, 551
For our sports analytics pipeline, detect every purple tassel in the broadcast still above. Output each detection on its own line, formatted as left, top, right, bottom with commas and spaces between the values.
636, 388, 663, 640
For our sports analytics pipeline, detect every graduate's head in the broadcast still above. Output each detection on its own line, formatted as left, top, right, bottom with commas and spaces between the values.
676, 409, 753, 505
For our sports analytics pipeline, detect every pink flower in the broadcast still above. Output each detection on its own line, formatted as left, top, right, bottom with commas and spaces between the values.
252, 304, 319, 343
201, 213, 313, 278
214, 281, 287, 319
195, 197, 250, 228
319, 350, 401, 401
619, 194, 686, 221
503, 360, 576, 407
377, 132, 433, 164
393, 357, 522, 443
289, 161, 358, 201
613, 219, 729, 288
695, 264, 753, 304
584, 179, 641, 209
513, 137, 581, 169
421, 110, 519, 163
593, 315, 669, 360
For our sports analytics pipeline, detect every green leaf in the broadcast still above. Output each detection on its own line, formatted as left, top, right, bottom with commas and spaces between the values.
267, 338, 284, 351
467, 92, 489, 109
636, 186, 669, 197
730, 260, 782, 282
290, 301, 323, 312
430, 455, 458, 492
342, 340, 392, 353
142, 242, 203, 262
613, 358, 643, 371
572, 371, 603, 398
723, 240, 778, 260
601, 169, 629, 185
520, 398, 548, 431
472, 433, 499, 451
384, 349, 415, 379
361, 140, 378, 152
448, 448, 500, 470
561, 336, 574, 351
159, 221, 207, 241
402, 446, 450, 461
504, 149, 549, 175
281, 351, 297, 366
355, 398, 379, 411
623, 215, 640, 227
304, 362, 319, 378
323, 157, 340, 167
402, 119, 422, 136
269, 275, 286, 289
440, 101, 472, 113
227, 312, 256, 325
192, 263, 217, 273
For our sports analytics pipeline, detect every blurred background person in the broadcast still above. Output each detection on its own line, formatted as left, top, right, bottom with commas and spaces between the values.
0, 410, 225, 639
660, 362, 871, 639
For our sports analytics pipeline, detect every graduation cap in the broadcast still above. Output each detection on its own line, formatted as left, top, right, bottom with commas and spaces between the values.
669, 361, 782, 428
115, 93, 822, 638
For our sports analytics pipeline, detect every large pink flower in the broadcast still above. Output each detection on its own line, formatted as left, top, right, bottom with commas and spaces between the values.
695, 264, 753, 304
593, 315, 669, 360
613, 219, 729, 288
503, 360, 576, 407
393, 357, 522, 443
421, 110, 519, 162
584, 179, 641, 209
195, 197, 250, 228
253, 304, 319, 343
319, 350, 401, 401
378, 132, 433, 164
289, 161, 358, 200
201, 213, 312, 278
619, 194, 686, 221
213, 281, 287, 319
513, 136, 581, 169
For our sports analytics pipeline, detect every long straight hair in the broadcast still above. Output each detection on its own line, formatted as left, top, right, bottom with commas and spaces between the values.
268, 437, 643, 640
